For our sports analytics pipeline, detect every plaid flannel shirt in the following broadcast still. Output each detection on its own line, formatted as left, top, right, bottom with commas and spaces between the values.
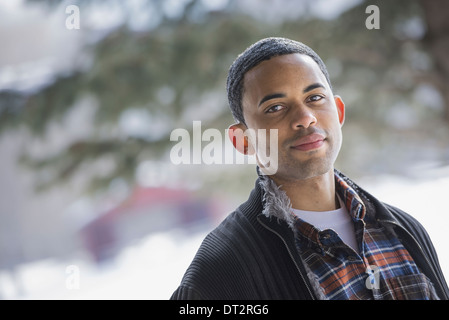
293, 173, 439, 300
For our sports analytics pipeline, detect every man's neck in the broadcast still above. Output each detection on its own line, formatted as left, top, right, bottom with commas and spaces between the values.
271, 169, 337, 212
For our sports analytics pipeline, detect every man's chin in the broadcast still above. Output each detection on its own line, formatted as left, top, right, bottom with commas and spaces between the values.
272, 160, 334, 182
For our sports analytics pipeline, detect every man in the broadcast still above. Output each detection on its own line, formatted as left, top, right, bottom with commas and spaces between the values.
170, 37, 449, 300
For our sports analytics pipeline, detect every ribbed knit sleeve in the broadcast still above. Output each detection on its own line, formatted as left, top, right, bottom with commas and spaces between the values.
170, 285, 203, 300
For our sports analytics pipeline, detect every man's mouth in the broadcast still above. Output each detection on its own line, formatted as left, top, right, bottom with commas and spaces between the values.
290, 133, 325, 152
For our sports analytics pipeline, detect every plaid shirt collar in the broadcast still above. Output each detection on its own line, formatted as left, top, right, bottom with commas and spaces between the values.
292, 171, 367, 250
334, 172, 366, 221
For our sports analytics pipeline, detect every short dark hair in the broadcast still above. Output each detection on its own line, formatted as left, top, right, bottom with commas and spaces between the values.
226, 37, 332, 124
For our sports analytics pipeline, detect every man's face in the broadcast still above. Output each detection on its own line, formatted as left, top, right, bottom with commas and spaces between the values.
241, 53, 345, 182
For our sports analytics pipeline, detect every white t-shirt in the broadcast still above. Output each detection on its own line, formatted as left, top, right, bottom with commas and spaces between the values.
291, 196, 359, 253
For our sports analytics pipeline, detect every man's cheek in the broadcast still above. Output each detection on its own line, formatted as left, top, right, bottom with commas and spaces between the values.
254, 129, 279, 175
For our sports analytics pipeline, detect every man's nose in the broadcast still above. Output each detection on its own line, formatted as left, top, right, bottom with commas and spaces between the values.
291, 105, 317, 129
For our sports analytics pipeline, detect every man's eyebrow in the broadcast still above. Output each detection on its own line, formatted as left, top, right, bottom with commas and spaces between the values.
257, 83, 326, 107
303, 83, 325, 93
258, 93, 286, 107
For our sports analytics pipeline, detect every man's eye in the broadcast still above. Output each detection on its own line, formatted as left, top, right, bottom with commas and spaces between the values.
309, 95, 324, 102
266, 105, 284, 113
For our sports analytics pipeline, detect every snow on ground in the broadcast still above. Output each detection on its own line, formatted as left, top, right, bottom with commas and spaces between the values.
1, 172, 448, 299
0, 228, 208, 299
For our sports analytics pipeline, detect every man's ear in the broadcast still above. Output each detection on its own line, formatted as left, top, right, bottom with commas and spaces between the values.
228, 123, 255, 155
334, 95, 345, 126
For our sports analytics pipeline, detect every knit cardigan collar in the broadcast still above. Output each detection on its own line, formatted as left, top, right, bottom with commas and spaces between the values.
258, 172, 297, 229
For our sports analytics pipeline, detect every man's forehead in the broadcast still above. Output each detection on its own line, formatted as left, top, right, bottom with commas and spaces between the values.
245, 53, 321, 79
242, 53, 328, 96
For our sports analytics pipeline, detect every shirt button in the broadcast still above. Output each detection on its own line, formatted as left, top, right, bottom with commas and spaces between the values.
347, 255, 357, 262
321, 233, 331, 240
